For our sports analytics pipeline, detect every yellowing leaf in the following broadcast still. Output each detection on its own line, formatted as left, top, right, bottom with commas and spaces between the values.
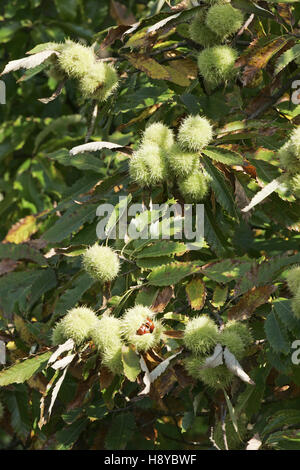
126, 53, 170, 80
185, 278, 206, 311
125, 53, 195, 86
4, 215, 38, 244
236, 37, 291, 87
228, 285, 277, 320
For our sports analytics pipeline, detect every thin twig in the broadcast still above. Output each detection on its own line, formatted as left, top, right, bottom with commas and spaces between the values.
210, 427, 221, 451
237, 14, 255, 38
221, 405, 229, 451
85, 100, 98, 143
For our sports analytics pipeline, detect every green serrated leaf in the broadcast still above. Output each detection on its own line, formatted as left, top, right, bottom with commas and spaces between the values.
275, 44, 300, 76
203, 157, 237, 216
203, 258, 252, 283
0, 351, 52, 386
202, 147, 243, 166
265, 310, 290, 355
105, 412, 136, 450
0, 242, 46, 265
44, 204, 98, 243
121, 345, 141, 382
136, 240, 187, 259
148, 262, 199, 286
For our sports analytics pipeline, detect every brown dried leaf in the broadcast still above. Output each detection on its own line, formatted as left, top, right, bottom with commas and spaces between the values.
276, 4, 293, 25
99, 366, 114, 390
134, 409, 157, 441
150, 367, 177, 399
151, 286, 174, 313
0, 259, 18, 276
99, 24, 130, 50
110, 0, 136, 26
38, 79, 66, 104
163, 330, 184, 339
236, 37, 291, 87
234, 177, 251, 222
228, 285, 277, 320
245, 76, 281, 116
173, 363, 195, 389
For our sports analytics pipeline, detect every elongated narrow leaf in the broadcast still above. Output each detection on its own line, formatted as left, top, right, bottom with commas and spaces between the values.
0, 351, 52, 386
70, 141, 125, 155
138, 355, 151, 396
224, 347, 255, 385
202, 147, 243, 166
275, 44, 300, 76
265, 310, 290, 354
242, 178, 282, 212
1, 50, 59, 75
48, 339, 75, 365
200, 344, 223, 369
149, 350, 182, 382
148, 262, 199, 286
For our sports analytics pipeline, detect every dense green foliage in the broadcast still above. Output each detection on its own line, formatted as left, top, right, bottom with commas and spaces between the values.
1, 0, 300, 451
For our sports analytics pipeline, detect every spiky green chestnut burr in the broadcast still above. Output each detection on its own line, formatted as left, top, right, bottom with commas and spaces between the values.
213, 415, 248, 449
52, 307, 98, 346
52, 321, 67, 346
197, 45, 238, 87
286, 266, 300, 295
220, 329, 245, 360
198, 365, 234, 390
90, 315, 123, 375
129, 142, 167, 187
189, 12, 219, 48
289, 174, 300, 198
223, 321, 253, 351
183, 316, 218, 355
79, 62, 118, 101
278, 143, 300, 174
190, 24, 220, 48
183, 355, 206, 378
121, 305, 163, 352
178, 168, 211, 202
288, 127, 300, 156
206, 4, 244, 39
291, 289, 300, 319
166, 144, 199, 178
82, 244, 120, 283
58, 41, 95, 79
183, 354, 233, 390
177, 115, 213, 152
142, 122, 174, 150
